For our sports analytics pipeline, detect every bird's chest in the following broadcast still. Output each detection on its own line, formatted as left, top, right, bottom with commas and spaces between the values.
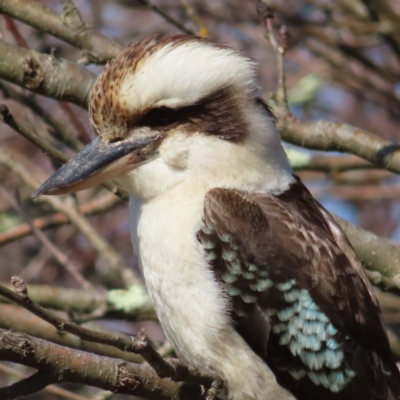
130, 192, 230, 367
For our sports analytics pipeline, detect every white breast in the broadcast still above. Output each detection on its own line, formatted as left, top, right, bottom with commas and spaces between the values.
135, 183, 229, 366
129, 182, 294, 400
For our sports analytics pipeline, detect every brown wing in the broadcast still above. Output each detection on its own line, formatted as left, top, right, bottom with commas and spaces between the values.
198, 179, 400, 400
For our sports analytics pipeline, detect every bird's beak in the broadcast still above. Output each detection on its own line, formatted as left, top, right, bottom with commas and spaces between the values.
32, 132, 162, 199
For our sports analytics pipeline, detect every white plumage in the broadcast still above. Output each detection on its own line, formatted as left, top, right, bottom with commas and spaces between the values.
115, 38, 295, 399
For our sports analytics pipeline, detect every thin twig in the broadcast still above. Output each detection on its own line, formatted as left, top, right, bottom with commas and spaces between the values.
0, 81, 83, 151
288, 151, 374, 173
138, 0, 194, 35
267, 1, 398, 83
0, 283, 156, 320
257, 2, 289, 114
59, 102, 91, 143
0, 148, 134, 286
0, 363, 88, 400
0, 328, 203, 400
0, 303, 143, 364
0, 104, 128, 200
0, 38, 96, 106
0, 0, 123, 64
0, 370, 56, 400
0, 192, 121, 246
3, 15, 28, 48
277, 115, 400, 176
0, 103, 69, 162
0, 279, 213, 385
0, 187, 94, 290
2, 13, 90, 150
359, 0, 400, 59
180, 0, 209, 37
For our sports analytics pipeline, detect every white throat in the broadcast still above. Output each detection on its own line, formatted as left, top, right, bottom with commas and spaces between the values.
125, 101, 294, 272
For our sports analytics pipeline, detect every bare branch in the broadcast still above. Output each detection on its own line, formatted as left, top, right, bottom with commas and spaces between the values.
180, 0, 209, 37
267, 1, 399, 83
360, 0, 400, 59
0, 39, 95, 107
0, 284, 156, 320
0, 149, 133, 285
0, 278, 212, 384
2, 13, 93, 150
278, 115, 400, 175
138, 0, 194, 35
0, 278, 158, 363
0, 0, 123, 64
288, 150, 374, 173
0, 362, 87, 400
257, 2, 289, 114
0, 371, 55, 400
0, 187, 94, 290
0, 103, 128, 201
0, 193, 120, 246
3, 15, 28, 48
0, 103, 69, 162
58, 101, 91, 143
0, 304, 143, 363
334, 216, 400, 294
0, 80, 82, 151
0, 328, 205, 400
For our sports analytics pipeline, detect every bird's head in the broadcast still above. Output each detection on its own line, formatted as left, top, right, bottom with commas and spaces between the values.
33, 35, 292, 201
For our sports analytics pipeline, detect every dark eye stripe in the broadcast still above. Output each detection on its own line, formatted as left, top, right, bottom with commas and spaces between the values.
133, 86, 247, 142
141, 106, 177, 127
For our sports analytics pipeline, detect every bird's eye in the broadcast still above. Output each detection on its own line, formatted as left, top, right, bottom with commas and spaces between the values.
147, 107, 177, 127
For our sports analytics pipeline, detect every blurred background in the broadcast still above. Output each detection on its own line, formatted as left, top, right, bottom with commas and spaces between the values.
0, 0, 400, 398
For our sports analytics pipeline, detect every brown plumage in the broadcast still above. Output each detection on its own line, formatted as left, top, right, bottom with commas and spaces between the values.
199, 178, 400, 400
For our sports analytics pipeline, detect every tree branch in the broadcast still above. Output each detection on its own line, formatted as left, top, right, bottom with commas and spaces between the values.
257, 2, 289, 114
0, 278, 213, 385
0, 39, 95, 107
0, 328, 205, 400
138, 0, 194, 35
0, 304, 143, 364
0, 0, 124, 64
0, 80, 83, 151
0, 103, 69, 162
0, 370, 55, 400
287, 149, 374, 173
0, 149, 133, 286
180, 0, 209, 37
1, 187, 94, 290
256, 5, 400, 294
0, 193, 121, 246
0, 283, 156, 320
0, 362, 87, 400
334, 216, 400, 294
0, 104, 128, 200
278, 114, 400, 175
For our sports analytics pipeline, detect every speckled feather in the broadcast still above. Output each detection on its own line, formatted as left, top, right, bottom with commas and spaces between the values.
199, 179, 400, 400
89, 35, 258, 144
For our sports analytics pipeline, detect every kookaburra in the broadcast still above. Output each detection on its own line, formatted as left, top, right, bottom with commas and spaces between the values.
33, 35, 400, 400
